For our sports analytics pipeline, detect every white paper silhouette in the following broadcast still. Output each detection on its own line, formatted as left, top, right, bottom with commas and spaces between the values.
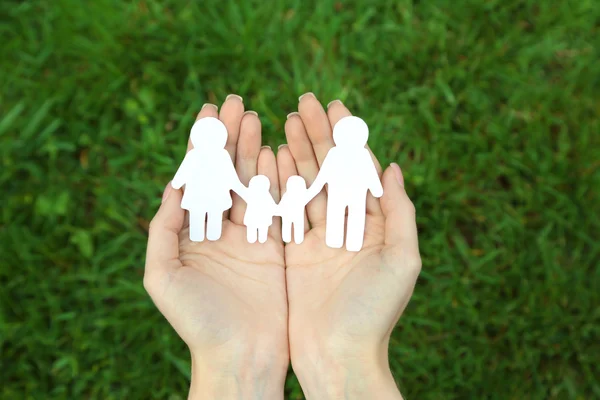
277, 176, 311, 244
302, 116, 383, 251
172, 117, 247, 242
243, 175, 278, 244
172, 114, 381, 250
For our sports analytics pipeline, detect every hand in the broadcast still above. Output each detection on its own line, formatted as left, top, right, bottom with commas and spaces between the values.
278, 95, 421, 399
144, 96, 287, 399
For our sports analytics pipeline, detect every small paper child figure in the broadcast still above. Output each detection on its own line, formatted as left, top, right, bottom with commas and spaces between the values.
278, 175, 310, 244
243, 175, 277, 244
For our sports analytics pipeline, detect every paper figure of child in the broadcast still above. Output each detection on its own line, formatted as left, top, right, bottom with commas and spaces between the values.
304, 116, 383, 251
278, 175, 310, 244
243, 175, 277, 244
172, 117, 247, 242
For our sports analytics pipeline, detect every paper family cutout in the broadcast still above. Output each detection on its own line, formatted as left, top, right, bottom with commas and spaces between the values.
172, 115, 383, 251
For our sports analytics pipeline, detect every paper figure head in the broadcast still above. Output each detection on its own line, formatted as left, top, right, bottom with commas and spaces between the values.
332, 116, 369, 148
190, 117, 227, 149
286, 175, 307, 192
249, 175, 270, 190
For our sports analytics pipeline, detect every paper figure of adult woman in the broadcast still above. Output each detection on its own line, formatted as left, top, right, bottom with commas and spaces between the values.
172, 117, 247, 242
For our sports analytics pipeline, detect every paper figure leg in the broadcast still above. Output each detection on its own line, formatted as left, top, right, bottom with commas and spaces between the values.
258, 227, 268, 244
345, 199, 367, 252
282, 218, 292, 243
293, 218, 305, 244
325, 197, 345, 249
189, 211, 206, 242
206, 211, 223, 241
247, 226, 258, 243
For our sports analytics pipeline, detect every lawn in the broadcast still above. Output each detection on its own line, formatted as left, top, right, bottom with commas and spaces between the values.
1, 0, 599, 398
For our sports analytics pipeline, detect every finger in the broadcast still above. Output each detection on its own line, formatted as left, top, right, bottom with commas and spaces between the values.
230, 111, 262, 225
219, 94, 245, 162
145, 182, 184, 284
181, 104, 219, 227
257, 146, 282, 241
218, 95, 245, 220
298, 92, 335, 167
325, 99, 351, 127
276, 144, 309, 233
284, 112, 327, 226
187, 103, 219, 152
379, 164, 419, 256
327, 100, 383, 216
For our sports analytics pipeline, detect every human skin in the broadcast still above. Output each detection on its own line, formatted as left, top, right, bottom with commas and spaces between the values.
144, 95, 288, 399
144, 94, 421, 399
278, 94, 421, 399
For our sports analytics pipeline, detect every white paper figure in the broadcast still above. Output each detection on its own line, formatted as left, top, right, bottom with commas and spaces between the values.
172, 117, 247, 242
243, 175, 277, 244
278, 175, 309, 244
304, 116, 383, 251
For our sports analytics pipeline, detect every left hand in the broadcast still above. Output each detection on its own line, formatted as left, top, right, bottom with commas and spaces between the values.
144, 96, 288, 399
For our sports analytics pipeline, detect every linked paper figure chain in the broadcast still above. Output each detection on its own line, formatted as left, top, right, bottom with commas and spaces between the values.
172, 115, 383, 251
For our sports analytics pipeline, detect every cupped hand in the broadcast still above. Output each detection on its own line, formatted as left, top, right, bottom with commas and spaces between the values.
278, 95, 421, 398
144, 96, 287, 398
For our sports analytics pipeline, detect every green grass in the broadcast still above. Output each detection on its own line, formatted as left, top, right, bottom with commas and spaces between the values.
1, 0, 599, 398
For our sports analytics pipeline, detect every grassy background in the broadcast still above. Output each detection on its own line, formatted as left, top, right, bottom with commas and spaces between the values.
1, 0, 599, 398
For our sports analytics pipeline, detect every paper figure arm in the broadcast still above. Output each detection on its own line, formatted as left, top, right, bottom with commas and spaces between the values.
273, 200, 283, 217
300, 191, 314, 207
221, 150, 248, 199
268, 195, 279, 217
365, 149, 383, 198
305, 153, 332, 201
305, 176, 325, 203
230, 177, 248, 200
172, 152, 192, 189
230, 173, 249, 200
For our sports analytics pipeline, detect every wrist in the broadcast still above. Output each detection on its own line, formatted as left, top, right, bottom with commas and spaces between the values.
292, 344, 402, 400
188, 347, 288, 400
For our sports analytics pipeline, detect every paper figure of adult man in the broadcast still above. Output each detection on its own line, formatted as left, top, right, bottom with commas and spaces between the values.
301, 115, 383, 251
172, 117, 248, 242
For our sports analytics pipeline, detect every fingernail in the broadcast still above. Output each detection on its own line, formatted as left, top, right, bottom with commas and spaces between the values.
278, 144, 288, 150
226, 94, 243, 103
298, 92, 315, 102
327, 99, 342, 109
201, 103, 218, 111
244, 110, 258, 116
391, 163, 404, 187
261, 145, 272, 150
162, 181, 172, 203
287, 111, 299, 119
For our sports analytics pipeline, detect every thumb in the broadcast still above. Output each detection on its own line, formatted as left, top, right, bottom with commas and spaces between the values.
379, 163, 420, 258
145, 182, 185, 279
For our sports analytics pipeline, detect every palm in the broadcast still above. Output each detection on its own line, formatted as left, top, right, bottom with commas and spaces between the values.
145, 97, 288, 359
279, 95, 421, 363
157, 221, 285, 351
286, 213, 413, 356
